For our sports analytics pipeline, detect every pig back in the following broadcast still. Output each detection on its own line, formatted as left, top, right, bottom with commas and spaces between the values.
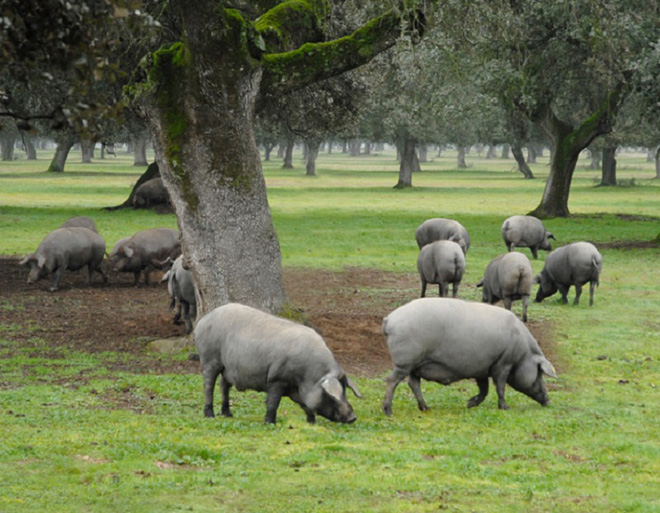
37, 227, 106, 271
383, 298, 534, 376
128, 228, 180, 264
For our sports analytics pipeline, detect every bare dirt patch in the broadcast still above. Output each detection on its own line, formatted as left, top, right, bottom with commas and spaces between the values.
0, 258, 559, 379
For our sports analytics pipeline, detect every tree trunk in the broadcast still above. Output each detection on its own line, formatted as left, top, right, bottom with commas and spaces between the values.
527, 145, 537, 163
501, 144, 510, 159
363, 141, 371, 155
103, 161, 161, 210
133, 136, 149, 166
656, 147, 660, 179
511, 142, 535, 179
456, 145, 467, 168
486, 144, 497, 159
600, 146, 617, 186
418, 144, 427, 162
647, 147, 656, 163
588, 148, 601, 170
349, 140, 360, 156
263, 143, 274, 161
305, 139, 320, 176
282, 136, 295, 169
142, 41, 286, 316
22, 133, 37, 159
81, 138, 95, 163
277, 142, 285, 159
1, 133, 15, 161
47, 134, 76, 172
529, 87, 624, 218
395, 135, 416, 188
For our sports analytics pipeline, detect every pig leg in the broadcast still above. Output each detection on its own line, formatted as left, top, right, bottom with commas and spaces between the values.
420, 279, 427, 298
467, 378, 489, 408
202, 362, 222, 418
220, 377, 233, 418
452, 282, 460, 298
49, 267, 63, 292
407, 373, 428, 411
589, 281, 596, 306
289, 391, 316, 423
492, 365, 513, 410
503, 297, 513, 311
521, 295, 529, 322
132, 271, 141, 286
558, 284, 570, 304
264, 382, 287, 424
98, 263, 108, 284
86, 263, 94, 285
383, 367, 409, 416
530, 246, 538, 259
440, 283, 449, 297
573, 284, 582, 305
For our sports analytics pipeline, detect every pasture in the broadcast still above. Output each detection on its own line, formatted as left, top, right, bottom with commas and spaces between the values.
0, 147, 658, 512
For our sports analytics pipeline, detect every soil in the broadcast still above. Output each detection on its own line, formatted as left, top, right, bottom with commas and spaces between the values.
0, 257, 559, 379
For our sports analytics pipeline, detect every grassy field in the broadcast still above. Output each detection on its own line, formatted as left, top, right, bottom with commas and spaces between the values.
0, 147, 658, 512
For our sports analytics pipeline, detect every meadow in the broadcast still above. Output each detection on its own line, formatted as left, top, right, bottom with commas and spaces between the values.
0, 146, 658, 512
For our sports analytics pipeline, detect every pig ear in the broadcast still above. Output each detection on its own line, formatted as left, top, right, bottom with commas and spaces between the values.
548, 232, 556, 240
533, 274, 541, 284
320, 376, 344, 402
538, 357, 557, 378
476, 279, 484, 288
18, 254, 33, 266
346, 377, 363, 398
37, 254, 47, 268
124, 246, 134, 258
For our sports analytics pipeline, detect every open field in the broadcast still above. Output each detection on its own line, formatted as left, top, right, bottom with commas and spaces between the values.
0, 147, 658, 512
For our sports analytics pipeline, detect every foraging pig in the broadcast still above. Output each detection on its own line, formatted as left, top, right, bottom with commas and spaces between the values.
162, 256, 197, 333
415, 218, 471, 254
477, 252, 533, 322
501, 215, 555, 259
382, 298, 557, 415
132, 177, 170, 208
61, 216, 98, 233
110, 228, 180, 285
535, 242, 603, 306
417, 240, 466, 298
194, 303, 362, 424
19, 227, 107, 291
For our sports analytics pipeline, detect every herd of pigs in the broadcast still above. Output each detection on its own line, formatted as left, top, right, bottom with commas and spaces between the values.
18, 214, 603, 425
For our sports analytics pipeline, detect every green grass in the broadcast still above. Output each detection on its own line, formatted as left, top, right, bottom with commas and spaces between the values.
0, 147, 659, 512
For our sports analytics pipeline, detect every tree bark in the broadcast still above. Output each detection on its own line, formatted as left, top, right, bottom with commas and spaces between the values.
588, 148, 601, 170
600, 146, 617, 186
282, 136, 295, 169
47, 133, 76, 172
395, 135, 417, 188
511, 142, 535, 179
1, 133, 15, 161
22, 133, 37, 159
305, 139, 320, 176
527, 145, 537, 163
418, 144, 427, 162
656, 147, 660, 179
457, 145, 467, 168
486, 144, 497, 159
529, 86, 624, 218
349, 140, 360, 156
501, 144, 510, 159
81, 138, 95, 163
133, 136, 149, 166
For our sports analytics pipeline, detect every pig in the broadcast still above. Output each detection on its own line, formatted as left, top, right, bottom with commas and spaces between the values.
132, 177, 170, 208
382, 298, 557, 415
477, 252, 533, 322
417, 240, 466, 298
415, 218, 471, 254
110, 228, 180, 285
19, 227, 108, 291
108, 236, 131, 259
194, 303, 362, 424
161, 256, 197, 333
501, 215, 555, 259
60, 216, 98, 233
535, 242, 603, 306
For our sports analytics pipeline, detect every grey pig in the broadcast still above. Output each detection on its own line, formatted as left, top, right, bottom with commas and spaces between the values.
161, 255, 197, 334
477, 252, 533, 322
194, 303, 362, 424
415, 218, 471, 254
60, 216, 98, 233
417, 240, 466, 298
19, 227, 108, 291
382, 298, 557, 415
535, 242, 603, 306
132, 177, 170, 208
110, 228, 180, 285
501, 215, 555, 259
